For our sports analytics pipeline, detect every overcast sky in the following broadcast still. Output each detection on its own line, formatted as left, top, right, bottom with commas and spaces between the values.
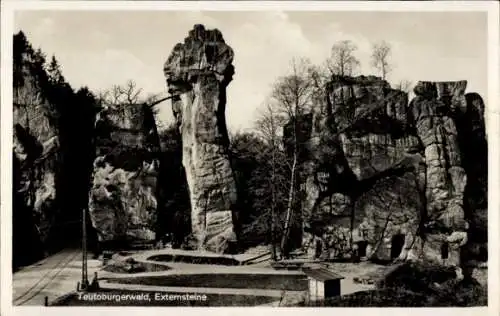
14, 11, 487, 132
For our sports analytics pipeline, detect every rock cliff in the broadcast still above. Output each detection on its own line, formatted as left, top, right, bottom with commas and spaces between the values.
12, 32, 101, 269
13, 55, 60, 266
295, 76, 487, 267
163, 24, 239, 253
88, 104, 161, 244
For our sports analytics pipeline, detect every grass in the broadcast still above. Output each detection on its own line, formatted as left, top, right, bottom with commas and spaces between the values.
50, 289, 278, 306
105, 273, 308, 291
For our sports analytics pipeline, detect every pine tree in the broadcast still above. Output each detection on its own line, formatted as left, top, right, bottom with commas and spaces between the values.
47, 55, 65, 85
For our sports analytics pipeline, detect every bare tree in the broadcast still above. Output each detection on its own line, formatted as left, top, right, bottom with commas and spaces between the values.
98, 80, 144, 107
326, 40, 361, 77
255, 103, 287, 260
256, 103, 286, 146
371, 40, 392, 80
270, 58, 315, 258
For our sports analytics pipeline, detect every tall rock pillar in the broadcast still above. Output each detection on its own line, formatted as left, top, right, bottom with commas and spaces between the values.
409, 81, 469, 266
163, 25, 238, 253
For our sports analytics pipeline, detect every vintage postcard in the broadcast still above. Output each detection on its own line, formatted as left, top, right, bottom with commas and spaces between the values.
1, 1, 499, 316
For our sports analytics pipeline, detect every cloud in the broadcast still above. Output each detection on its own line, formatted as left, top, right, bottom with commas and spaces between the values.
225, 11, 326, 131
13, 10, 488, 132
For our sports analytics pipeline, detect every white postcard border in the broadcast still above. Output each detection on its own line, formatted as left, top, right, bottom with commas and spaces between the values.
1, 1, 498, 316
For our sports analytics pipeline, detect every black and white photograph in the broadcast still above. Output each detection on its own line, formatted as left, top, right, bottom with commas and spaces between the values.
1, 1, 498, 312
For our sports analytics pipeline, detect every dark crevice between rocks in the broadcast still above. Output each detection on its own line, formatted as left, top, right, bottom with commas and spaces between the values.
156, 118, 192, 249
456, 93, 488, 263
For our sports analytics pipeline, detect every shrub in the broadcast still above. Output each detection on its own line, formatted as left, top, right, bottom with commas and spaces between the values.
371, 261, 487, 307
322, 288, 427, 307
319, 278, 487, 307
429, 278, 487, 307
377, 261, 456, 293
180, 234, 199, 251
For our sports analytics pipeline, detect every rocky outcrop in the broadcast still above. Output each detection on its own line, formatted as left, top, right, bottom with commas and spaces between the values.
163, 24, 238, 253
13, 32, 102, 269
88, 104, 160, 244
300, 76, 422, 260
297, 76, 486, 267
13, 62, 60, 258
407, 81, 469, 266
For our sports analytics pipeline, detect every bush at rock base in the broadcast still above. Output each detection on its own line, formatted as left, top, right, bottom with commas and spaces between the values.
376, 261, 457, 292
316, 262, 487, 307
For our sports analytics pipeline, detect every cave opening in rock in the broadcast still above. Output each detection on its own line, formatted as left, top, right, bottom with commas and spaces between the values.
390, 234, 405, 259
357, 241, 368, 258
441, 242, 449, 260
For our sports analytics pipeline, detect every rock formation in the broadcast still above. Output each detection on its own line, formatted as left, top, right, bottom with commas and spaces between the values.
88, 104, 160, 244
12, 30, 487, 271
295, 76, 487, 267
163, 24, 238, 253
298, 76, 420, 260
12, 32, 100, 269
13, 65, 60, 258
407, 81, 469, 265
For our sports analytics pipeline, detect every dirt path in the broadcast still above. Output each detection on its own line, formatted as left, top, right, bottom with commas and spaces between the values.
12, 248, 101, 306
12, 248, 386, 306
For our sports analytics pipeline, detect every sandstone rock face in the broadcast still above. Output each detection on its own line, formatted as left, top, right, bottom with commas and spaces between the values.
297, 76, 486, 267
300, 76, 423, 261
354, 169, 423, 261
163, 25, 238, 253
339, 133, 421, 181
407, 81, 468, 266
88, 104, 160, 243
13, 65, 60, 247
411, 81, 467, 226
